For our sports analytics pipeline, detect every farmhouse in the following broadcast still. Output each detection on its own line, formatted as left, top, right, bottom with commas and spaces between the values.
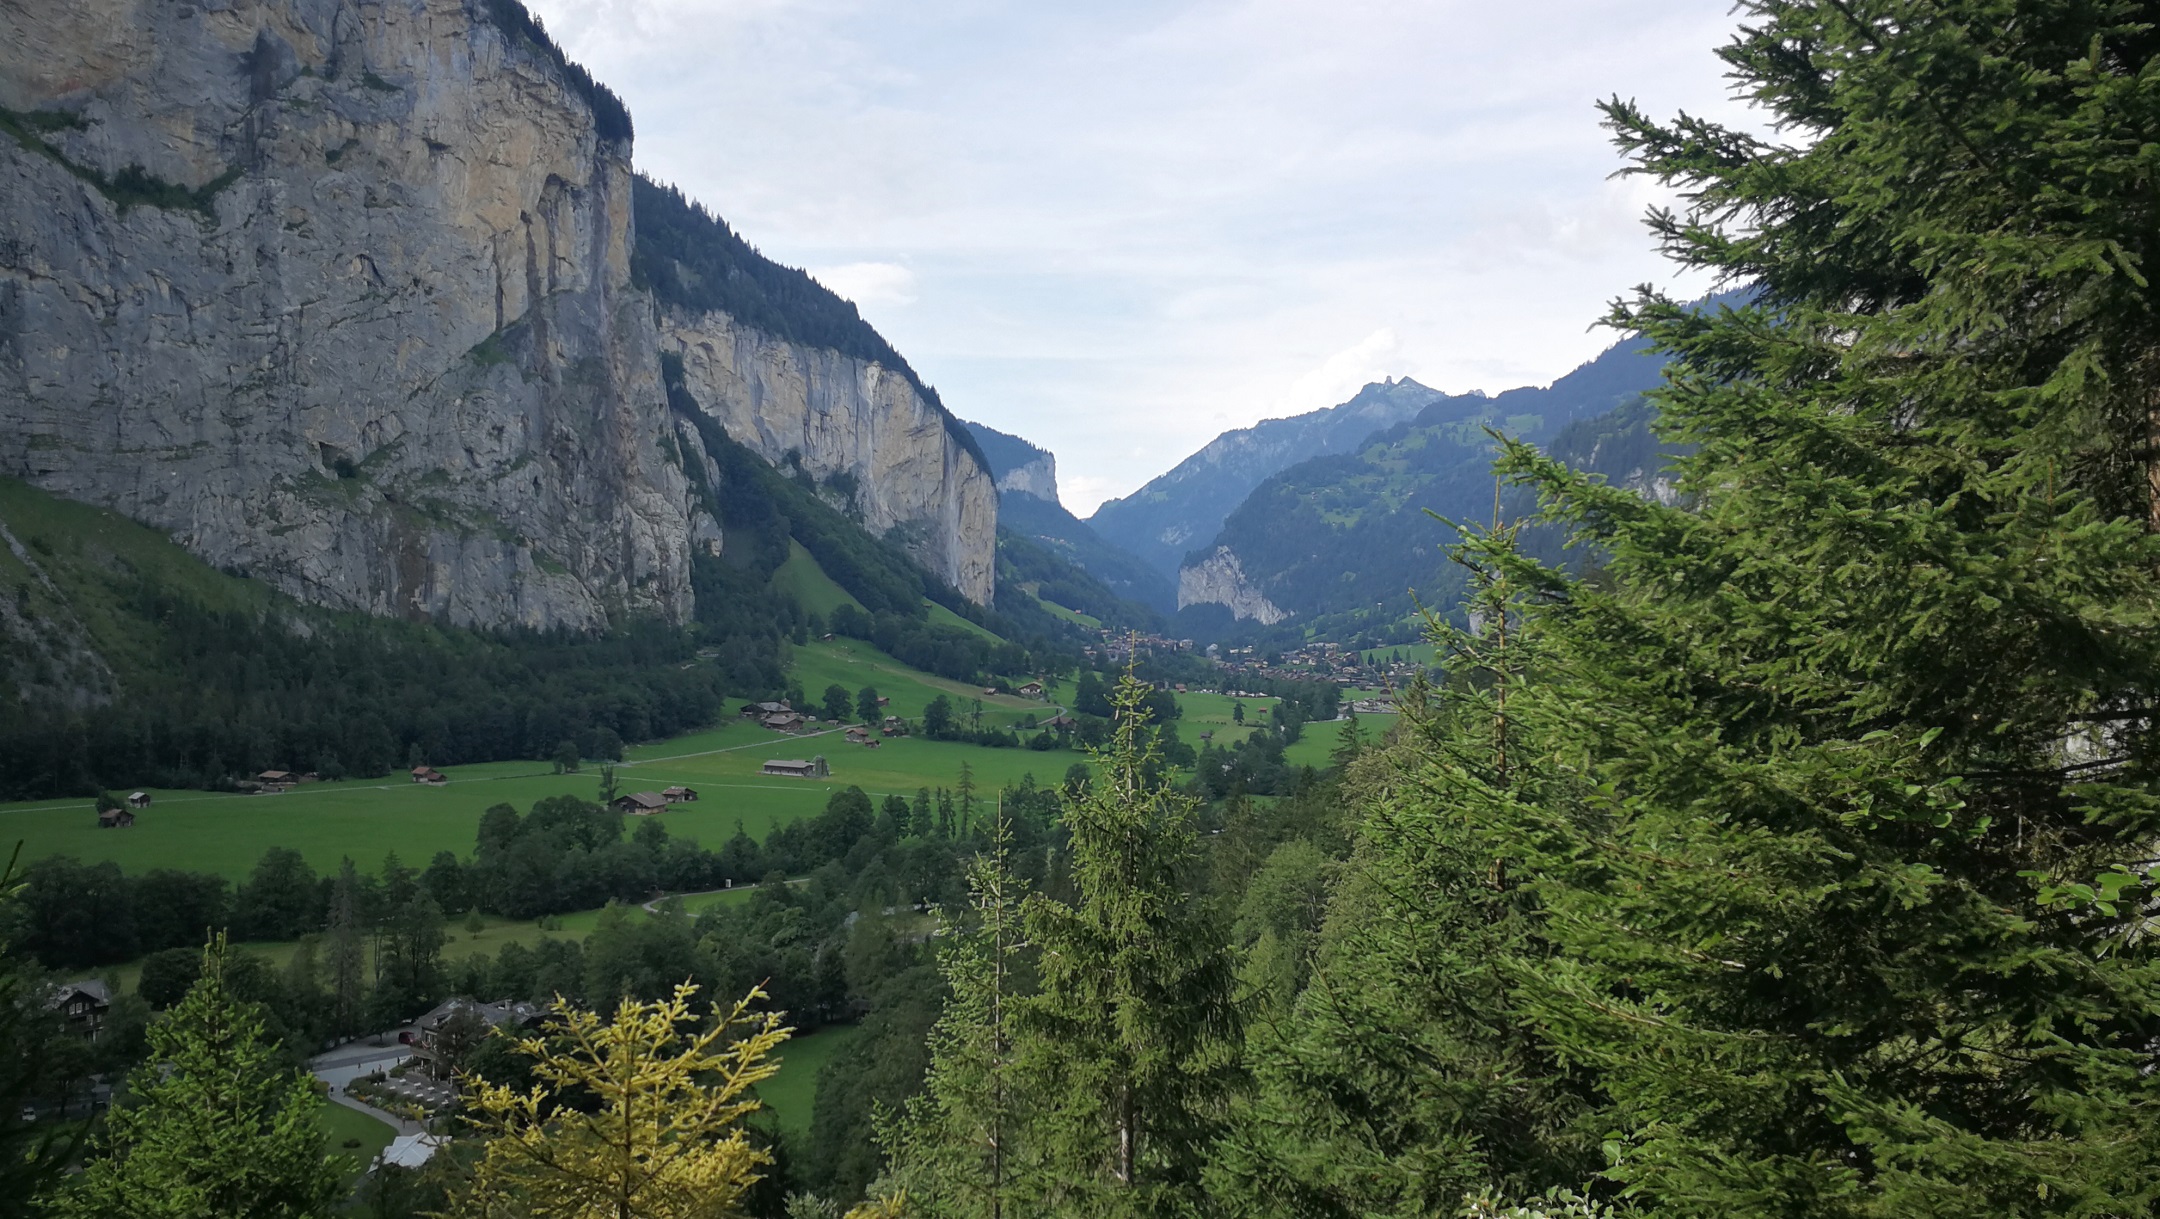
661, 785, 698, 803
761, 712, 805, 731
410, 765, 449, 785
125, 791, 150, 809
844, 726, 871, 744
97, 807, 135, 829
1017, 681, 1043, 697
50, 980, 111, 1038
742, 700, 791, 718
399, 997, 544, 1079
762, 757, 830, 779
612, 792, 669, 815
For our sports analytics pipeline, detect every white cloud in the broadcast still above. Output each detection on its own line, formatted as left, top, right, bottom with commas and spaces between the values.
1271, 328, 1403, 420
810, 261, 918, 307
526, 0, 1758, 507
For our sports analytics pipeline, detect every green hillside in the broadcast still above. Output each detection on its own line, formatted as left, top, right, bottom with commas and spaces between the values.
1179, 337, 1667, 645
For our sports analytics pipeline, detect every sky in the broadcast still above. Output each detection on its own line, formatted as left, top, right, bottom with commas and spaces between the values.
526, 0, 1758, 514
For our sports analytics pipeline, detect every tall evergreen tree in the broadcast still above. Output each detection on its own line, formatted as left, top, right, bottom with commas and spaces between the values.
1436, 3, 2160, 1213
886, 804, 1033, 1218
52, 934, 341, 1219
1214, 528, 1595, 1217
1019, 673, 1240, 1216
326, 859, 365, 1038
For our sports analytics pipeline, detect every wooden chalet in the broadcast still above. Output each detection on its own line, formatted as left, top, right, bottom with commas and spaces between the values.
410, 765, 448, 786
51, 980, 111, 1038
612, 791, 669, 815
97, 807, 135, 829
125, 791, 151, 809
661, 785, 699, 803
1017, 681, 1044, 697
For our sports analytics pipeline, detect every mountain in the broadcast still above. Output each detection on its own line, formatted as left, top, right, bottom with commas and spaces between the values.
964, 422, 1176, 616
0, 0, 993, 630
1175, 337, 1667, 641
1087, 377, 1452, 579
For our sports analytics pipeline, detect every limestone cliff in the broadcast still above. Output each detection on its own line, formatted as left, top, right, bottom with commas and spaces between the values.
661, 306, 996, 606
1178, 546, 1286, 625
0, 0, 993, 629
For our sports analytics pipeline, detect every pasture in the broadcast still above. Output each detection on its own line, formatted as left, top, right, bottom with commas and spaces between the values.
0, 634, 1383, 886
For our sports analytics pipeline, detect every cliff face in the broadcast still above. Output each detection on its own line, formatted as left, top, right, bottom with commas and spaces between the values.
662, 307, 996, 605
1178, 546, 1286, 625
0, 0, 993, 629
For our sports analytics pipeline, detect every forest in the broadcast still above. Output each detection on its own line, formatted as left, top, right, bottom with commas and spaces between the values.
10, 4, 2160, 1219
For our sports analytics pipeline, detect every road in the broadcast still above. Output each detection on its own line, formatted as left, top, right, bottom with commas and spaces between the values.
309, 1041, 424, 1137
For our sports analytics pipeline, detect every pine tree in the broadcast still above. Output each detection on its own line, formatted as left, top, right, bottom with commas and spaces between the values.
326, 859, 365, 1038
1019, 672, 1240, 1216
52, 934, 342, 1219
1450, 4, 2160, 1212
448, 983, 788, 1219
885, 803, 1033, 1218
957, 762, 977, 839
1214, 524, 1595, 1217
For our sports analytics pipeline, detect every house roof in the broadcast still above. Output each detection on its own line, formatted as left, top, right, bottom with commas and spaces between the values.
616, 792, 668, 810
661, 785, 695, 797
380, 1133, 447, 1169
52, 979, 112, 1008
763, 759, 816, 771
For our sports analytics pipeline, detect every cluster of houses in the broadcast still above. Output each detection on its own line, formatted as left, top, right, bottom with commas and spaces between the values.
96, 790, 151, 828
610, 785, 699, 815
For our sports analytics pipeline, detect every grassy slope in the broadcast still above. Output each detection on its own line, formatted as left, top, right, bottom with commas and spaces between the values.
756, 1023, 864, 1133
924, 598, 1002, 642
322, 1103, 398, 1181
771, 540, 866, 619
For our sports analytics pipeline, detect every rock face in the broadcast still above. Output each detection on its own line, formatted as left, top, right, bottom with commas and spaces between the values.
994, 451, 1057, 502
662, 308, 996, 605
0, 0, 993, 628
1178, 546, 1286, 625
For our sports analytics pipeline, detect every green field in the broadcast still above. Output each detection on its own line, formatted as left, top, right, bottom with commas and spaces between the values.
757, 1023, 863, 1132
322, 1102, 398, 1180
0, 637, 1074, 879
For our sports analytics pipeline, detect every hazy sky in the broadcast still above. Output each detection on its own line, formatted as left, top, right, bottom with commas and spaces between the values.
527, 0, 1754, 514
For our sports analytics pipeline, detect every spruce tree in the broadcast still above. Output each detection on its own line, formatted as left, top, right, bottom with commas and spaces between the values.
1214, 525, 1595, 1217
886, 804, 1034, 1218
1020, 673, 1240, 1216
52, 934, 342, 1219
1461, 3, 2160, 1212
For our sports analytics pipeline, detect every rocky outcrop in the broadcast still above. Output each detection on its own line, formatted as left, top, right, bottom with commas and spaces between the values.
995, 452, 1058, 503
0, 0, 997, 630
661, 307, 996, 604
0, 0, 704, 629
1178, 546, 1286, 625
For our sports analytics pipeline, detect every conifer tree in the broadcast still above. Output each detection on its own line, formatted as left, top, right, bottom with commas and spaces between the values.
1214, 524, 1595, 1217
52, 934, 341, 1219
326, 859, 365, 1037
1454, 3, 2160, 1212
885, 803, 1033, 1218
448, 983, 788, 1219
1020, 672, 1240, 1216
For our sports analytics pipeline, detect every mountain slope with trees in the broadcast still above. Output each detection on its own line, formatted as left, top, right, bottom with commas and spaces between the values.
1175, 337, 1664, 642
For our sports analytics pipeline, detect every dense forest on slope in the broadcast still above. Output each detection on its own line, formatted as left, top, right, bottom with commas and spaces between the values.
1179, 337, 1662, 642
1088, 377, 1448, 579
